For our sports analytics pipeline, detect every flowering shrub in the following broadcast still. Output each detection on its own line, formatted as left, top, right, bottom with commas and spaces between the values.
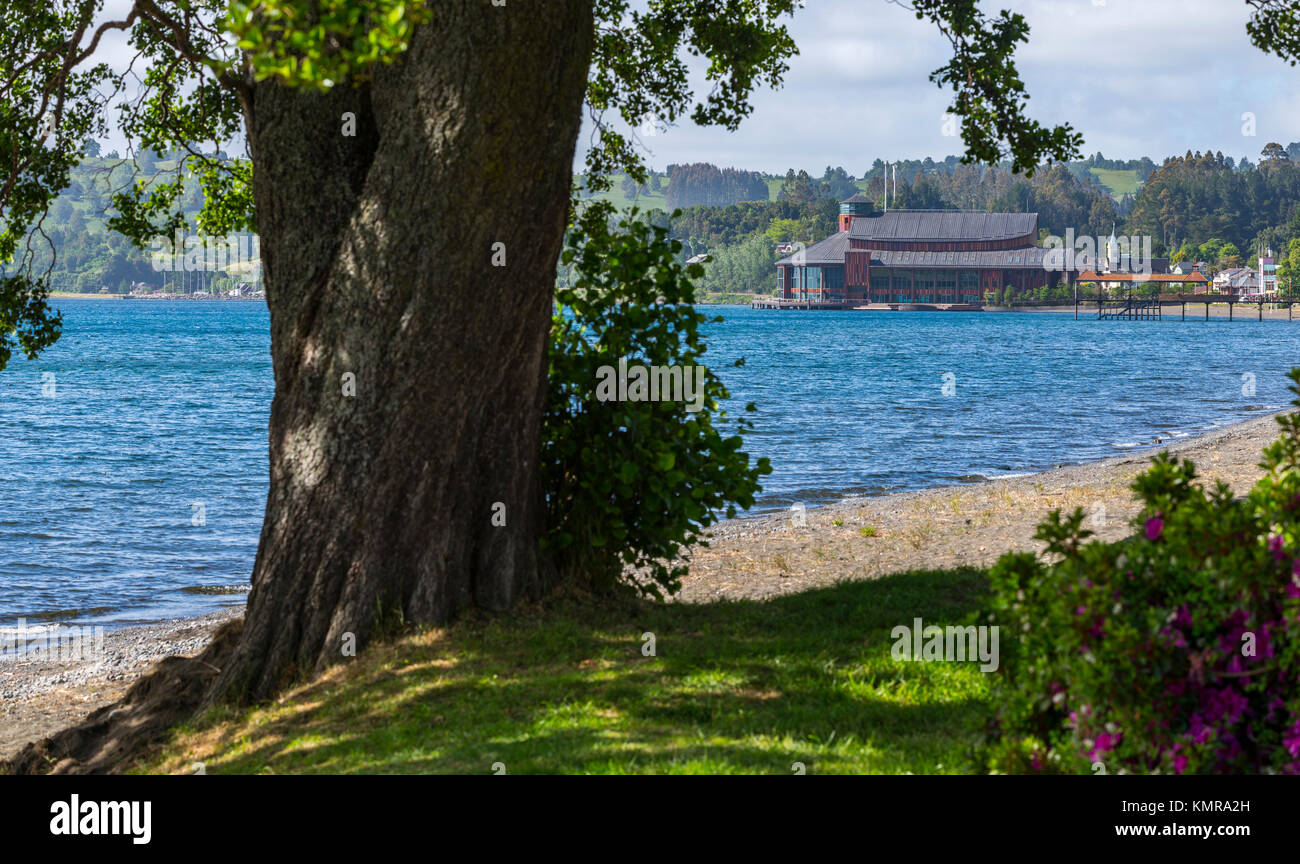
981, 370, 1300, 774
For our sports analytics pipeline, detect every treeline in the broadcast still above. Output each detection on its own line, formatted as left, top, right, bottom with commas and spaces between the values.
1081, 152, 1157, 181
1126, 145, 1300, 258
664, 163, 769, 209
670, 198, 841, 249
858, 162, 1117, 239
776, 166, 860, 203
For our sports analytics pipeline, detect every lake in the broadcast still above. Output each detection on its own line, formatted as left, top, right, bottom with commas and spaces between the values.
2, 300, 1297, 627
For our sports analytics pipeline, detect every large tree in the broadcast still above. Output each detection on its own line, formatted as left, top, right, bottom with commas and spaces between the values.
2, 0, 1094, 769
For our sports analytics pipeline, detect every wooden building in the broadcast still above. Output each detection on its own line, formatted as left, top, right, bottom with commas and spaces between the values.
776, 198, 1068, 304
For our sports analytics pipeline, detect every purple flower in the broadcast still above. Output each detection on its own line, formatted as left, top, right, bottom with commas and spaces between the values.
1285, 721, 1300, 759
1146, 516, 1164, 541
1270, 534, 1286, 560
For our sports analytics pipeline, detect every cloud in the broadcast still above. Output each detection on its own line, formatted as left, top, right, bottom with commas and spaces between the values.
579, 0, 1300, 174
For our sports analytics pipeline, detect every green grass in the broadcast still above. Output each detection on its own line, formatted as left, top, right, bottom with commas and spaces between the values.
764, 176, 784, 202
585, 184, 670, 212
138, 567, 992, 774
1088, 167, 1141, 198
697, 292, 762, 304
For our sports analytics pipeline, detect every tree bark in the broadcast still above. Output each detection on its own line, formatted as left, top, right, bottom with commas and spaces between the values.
208, 0, 596, 702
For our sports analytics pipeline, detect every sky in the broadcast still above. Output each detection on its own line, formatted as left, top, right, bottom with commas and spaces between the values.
578, 0, 1300, 175
81, 0, 1300, 176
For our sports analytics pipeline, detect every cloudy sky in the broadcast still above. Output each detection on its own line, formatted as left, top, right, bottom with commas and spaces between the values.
580, 0, 1300, 175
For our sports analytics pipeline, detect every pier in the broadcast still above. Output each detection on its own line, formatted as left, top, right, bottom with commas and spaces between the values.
1084, 291, 1296, 322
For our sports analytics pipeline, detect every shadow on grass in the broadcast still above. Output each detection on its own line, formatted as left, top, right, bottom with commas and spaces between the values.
143, 566, 992, 775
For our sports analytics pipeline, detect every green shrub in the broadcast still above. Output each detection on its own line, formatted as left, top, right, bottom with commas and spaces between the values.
543, 202, 771, 599
981, 370, 1300, 774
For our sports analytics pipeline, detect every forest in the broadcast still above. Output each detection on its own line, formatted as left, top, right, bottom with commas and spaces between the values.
23, 142, 1300, 300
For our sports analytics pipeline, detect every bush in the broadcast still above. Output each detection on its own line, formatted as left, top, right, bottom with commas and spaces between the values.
981, 370, 1300, 774
543, 201, 771, 599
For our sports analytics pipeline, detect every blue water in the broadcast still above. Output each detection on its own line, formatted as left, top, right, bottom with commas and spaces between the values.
2, 300, 1298, 627
0, 301, 271, 629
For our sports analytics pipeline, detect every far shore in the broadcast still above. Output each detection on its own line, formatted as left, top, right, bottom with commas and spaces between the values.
704, 298, 1300, 321
48, 292, 123, 299
1, 409, 1292, 759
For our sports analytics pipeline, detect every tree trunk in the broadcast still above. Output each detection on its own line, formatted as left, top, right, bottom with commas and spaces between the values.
208, 0, 595, 702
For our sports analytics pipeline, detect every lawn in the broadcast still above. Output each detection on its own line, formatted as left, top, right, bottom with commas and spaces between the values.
137, 567, 992, 774
1088, 167, 1141, 198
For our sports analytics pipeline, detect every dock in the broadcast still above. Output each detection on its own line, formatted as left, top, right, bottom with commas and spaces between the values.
1085, 292, 1296, 321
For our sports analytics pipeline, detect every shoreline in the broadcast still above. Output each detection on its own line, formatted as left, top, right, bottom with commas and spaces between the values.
1, 409, 1290, 760
678, 409, 1288, 603
741, 406, 1284, 516
0, 609, 241, 760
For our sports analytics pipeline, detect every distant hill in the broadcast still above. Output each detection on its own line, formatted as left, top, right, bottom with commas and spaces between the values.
8, 148, 256, 294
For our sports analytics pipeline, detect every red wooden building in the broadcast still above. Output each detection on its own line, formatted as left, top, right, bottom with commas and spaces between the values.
775, 196, 1068, 304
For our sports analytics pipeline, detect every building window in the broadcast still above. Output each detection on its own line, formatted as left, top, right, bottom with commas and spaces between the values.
959, 270, 979, 302
914, 270, 934, 303
893, 269, 912, 303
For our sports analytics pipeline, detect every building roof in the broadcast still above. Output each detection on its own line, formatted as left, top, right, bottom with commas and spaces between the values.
840, 193, 873, 204
775, 231, 851, 266
847, 210, 1037, 243
1076, 270, 1209, 283
777, 237, 1063, 269
1214, 267, 1258, 286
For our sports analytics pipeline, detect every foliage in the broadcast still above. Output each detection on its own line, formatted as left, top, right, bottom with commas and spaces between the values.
664, 162, 769, 209
776, 168, 849, 207
585, 0, 1078, 190
1248, 1, 1300, 67
0, 0, 113, 367
671, 197, 839, 250
585, 0, 802, 188
544, 202, 770, 598
225, 0, 429, 89
697, 235, 776, 295
982, 370, 1300, 774
1275, 236, 1300, 299
1126, 148, 1300, 258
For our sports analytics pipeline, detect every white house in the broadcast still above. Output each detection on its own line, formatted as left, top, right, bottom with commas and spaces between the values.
1213, 267, 1259, 295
